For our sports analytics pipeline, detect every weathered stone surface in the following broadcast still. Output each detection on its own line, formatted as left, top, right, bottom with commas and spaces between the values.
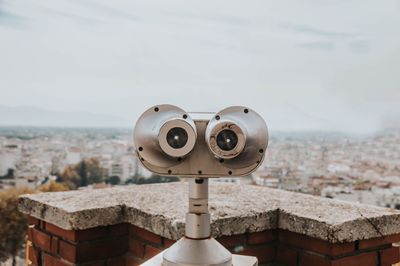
18, 182, 400, 242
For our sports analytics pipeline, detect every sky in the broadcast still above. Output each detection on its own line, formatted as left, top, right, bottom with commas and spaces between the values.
0, 0, 399, 133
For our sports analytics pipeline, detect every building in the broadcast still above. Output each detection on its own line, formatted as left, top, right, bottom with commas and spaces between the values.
0, 144, 20, 176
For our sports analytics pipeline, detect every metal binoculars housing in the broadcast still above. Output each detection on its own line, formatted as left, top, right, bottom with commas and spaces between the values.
134, 104, 268, 266
134, 104, 268, 178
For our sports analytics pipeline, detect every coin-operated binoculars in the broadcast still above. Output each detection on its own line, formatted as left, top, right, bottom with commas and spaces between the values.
134, 105, 268, 266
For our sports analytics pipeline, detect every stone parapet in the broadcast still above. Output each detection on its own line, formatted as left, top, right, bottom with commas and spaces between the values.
19, 183, 400, 265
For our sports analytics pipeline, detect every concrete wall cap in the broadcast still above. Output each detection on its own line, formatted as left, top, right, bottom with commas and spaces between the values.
18, 182, 400, 242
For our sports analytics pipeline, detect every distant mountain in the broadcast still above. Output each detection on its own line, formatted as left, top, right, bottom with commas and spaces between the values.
0, 105, 131, 127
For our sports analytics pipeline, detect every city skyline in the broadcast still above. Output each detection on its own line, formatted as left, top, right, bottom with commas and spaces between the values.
0, 104, 398, 135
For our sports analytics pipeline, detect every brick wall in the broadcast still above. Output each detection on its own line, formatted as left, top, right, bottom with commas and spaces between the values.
27, 216, 400, 266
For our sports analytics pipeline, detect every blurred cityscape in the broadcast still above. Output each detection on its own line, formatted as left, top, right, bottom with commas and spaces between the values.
1, 126, 399, 209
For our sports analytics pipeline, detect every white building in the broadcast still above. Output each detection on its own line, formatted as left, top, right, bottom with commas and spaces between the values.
65, 147, 82, 165
108, 154, 144, 182
376, 187, 400, 209
0, 144, 20, 176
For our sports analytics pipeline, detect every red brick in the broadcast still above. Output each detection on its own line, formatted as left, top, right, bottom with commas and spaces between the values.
163, 238, 176, 248
59, 240, 77, 262
216, 234, 246, 248
380, 246, 400, 266
248, 231, 276, 245
75, 228, 110, 242
331, 251, 377, 266
359, 234, 400, 250
40, 220, 46, 229
300, 252, 331, 266
45, 223, 76, 241
59, 240, 116, 264
108, 256, 126, 266
239, 245, 275, 263
279, 230, 355, 256
129, 238, 145, 258
109, 223, 128, 236
28, 227, 34, 241
51, 236, 59, 254
145, 245, 162, 259
28, 216, 40, 227
32, 228, 52, 252
81, 236, 128, 261
78, 261, 105, 266
42, 253, 72, 266
130, 225, 162, 245
45, 223, 110, 242
60, 236, 128, 263
328, 243, 355, 256
28, 244, 40, 266
276, 244, 298, 266
126, 254, 142, 266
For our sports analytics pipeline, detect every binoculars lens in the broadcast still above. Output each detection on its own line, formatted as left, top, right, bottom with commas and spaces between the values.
167, 127, 189, 149
216, 129, 238, 151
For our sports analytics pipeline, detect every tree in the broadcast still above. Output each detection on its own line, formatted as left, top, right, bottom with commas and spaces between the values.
84, 158, 104, 185
0, 169, 14, 179
77, 160, 88, 187
58, 165, 80, 189
0, 188, 32, 266
125, 173, 142, 185
105, 176, 120, 185
38, 181, 69, 192
136, 174, 179, 184
0, 182, 69, 265
58, 158, 105, 189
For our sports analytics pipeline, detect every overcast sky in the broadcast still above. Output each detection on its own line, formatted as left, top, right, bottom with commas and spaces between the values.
0, 0, 399, 133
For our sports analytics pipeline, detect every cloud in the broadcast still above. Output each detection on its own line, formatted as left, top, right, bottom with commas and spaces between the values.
291, 24, 359, 38
297, 41, 335, 51
275, 21, 359, 39
348, 40, 370, 54
0, 0, 398, 133
0, 9, 28, 29
38, 7, 100, 25
71, 0, 140, 22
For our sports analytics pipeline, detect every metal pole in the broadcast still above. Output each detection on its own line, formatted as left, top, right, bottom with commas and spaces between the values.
186, 178, 210, 239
